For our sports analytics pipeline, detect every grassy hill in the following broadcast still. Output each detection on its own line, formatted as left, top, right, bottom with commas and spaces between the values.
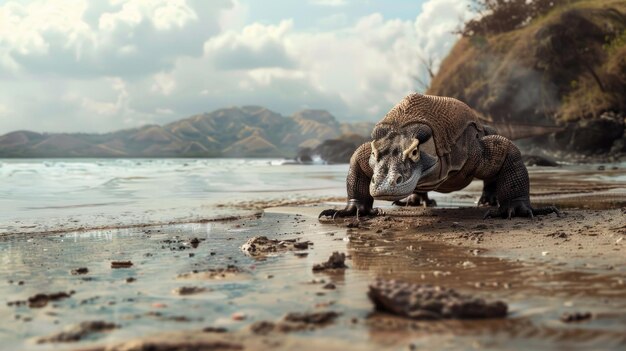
428, 0, 626, 154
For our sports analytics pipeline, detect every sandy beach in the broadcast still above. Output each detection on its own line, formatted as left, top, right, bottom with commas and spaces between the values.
0, 165, 624, 351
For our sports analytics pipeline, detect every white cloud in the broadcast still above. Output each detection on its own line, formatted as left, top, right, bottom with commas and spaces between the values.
203, 20, 295, 70
218, 0, 248, 31
181, 0, 471, 120
0, 0, 93, 62
0, 0, 474, 134
155, 107, 174, 114
63, 77, 131, 116
0, 0, 228, 77
310, 0, 348, 6
0, 103, 10, 115
98, 0, 198, 31
151, 72, 176, 95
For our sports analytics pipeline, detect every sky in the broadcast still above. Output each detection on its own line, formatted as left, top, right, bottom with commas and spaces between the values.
0, 0, 473, 134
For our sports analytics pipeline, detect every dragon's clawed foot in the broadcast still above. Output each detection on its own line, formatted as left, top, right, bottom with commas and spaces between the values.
483, 198, 560, 220
318, 207, 383, 219
319, 200, 383, 219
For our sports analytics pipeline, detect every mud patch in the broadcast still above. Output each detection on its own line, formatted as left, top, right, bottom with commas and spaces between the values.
241, 236, 312, 257
177, 265, 246, 280
172, 286, 208, 296
8, 291, 76, 308
36, 321, 117, 343
368, 279, 507, 319
250, 311, 340, 335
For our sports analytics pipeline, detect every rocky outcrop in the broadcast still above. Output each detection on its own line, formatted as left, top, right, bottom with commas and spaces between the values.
296, 134, 369, 164
428, 0, 626, 157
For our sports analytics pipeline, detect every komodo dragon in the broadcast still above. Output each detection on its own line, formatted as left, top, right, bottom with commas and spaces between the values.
319, 93, 560, 219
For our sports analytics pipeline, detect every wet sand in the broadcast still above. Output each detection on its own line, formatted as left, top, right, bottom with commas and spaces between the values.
1, 166, 625, 350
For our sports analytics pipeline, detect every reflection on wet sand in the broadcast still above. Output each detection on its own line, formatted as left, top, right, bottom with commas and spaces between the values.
0, 204, 624, 350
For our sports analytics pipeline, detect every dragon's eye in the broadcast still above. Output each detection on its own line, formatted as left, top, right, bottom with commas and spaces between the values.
412, 149, 417, 156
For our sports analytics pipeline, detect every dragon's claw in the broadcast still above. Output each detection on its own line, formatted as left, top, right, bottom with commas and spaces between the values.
318, 203, 382, 219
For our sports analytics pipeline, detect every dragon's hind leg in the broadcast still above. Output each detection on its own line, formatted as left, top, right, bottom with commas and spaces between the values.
393, 192, 437, 207
476, 135, 559, 219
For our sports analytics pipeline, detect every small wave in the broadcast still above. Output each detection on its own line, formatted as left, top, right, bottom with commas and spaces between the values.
25, 201, 134, 210
100, 176, 151, 187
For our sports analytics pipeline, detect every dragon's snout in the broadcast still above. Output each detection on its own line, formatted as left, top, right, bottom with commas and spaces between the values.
370, 170, 420, 201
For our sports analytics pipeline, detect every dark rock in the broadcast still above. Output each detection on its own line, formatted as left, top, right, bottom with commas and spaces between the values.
296, 134, 369, 164
522, 155, 559, 167
70, 267, 89, 275
323, 283, 336, 290
312, 252, 348, 272
172, 286, 207, 296
554, 113, 625, 153
561, 311, 592, 323
202, 327, 228, 333
295, 148, 313, 163
111, 261, 133, 269
189, 237, 200, 248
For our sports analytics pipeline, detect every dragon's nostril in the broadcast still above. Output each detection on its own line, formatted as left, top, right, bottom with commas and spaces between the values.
395, 175, 403, 185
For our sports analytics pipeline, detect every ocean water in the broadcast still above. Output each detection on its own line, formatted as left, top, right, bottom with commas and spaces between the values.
2, 158, 624, 235
0, 159, 348, 235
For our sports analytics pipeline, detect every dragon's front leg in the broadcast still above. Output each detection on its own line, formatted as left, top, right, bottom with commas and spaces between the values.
319, 143, 382, 219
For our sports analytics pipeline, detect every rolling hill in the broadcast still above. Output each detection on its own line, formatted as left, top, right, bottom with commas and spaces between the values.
0, 106, 374, 158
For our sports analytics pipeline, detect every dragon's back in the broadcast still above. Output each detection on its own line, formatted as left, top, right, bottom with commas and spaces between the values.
376, 93, 482, 156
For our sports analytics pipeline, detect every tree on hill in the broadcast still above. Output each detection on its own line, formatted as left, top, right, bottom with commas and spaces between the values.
461, 0, 565, 37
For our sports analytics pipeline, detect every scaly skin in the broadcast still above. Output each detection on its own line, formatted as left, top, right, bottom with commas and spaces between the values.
319, 93, 559, 220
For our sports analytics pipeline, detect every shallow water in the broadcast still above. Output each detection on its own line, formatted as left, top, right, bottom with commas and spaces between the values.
2, 159, 625, 235
0, 159, 348, 235
1, 211, 624, 350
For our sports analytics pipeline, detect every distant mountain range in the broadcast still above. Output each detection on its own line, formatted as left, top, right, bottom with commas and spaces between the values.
0, 106, 375, 158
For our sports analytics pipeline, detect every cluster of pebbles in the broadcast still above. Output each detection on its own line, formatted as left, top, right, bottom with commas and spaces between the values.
368, 279, 508, 319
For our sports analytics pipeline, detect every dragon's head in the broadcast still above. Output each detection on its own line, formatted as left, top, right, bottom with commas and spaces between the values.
368, 123, 437, 201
